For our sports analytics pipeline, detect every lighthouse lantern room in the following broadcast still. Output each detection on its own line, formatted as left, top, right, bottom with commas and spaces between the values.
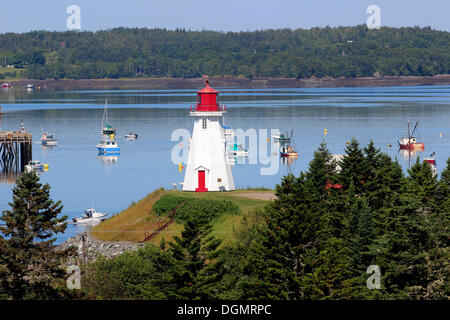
182, 78, 235, 192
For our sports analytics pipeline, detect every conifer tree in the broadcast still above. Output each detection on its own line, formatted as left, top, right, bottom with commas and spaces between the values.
168, 218, 221, 299
306, 141, 337, 199
340, 138, 365, 193
0, 172, 70, 299
406, 157, 438, 208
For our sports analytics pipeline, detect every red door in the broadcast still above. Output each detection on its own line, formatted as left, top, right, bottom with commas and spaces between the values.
195, 170, 208, 192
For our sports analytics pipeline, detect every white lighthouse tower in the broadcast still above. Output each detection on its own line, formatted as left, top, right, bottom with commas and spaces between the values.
182, 78, 235, 192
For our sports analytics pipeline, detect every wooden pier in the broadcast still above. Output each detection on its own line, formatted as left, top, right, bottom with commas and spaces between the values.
0, 130, 32, 172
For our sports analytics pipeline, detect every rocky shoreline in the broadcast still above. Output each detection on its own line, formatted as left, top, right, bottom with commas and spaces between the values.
57, 229, 142, 264
8, 74, 450, 90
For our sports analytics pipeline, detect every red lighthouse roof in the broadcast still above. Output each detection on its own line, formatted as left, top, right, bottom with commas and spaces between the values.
192, 77, 225, 113
197, 80, 218, 94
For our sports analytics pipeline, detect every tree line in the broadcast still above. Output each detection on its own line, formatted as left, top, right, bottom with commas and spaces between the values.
0, 25, 449, 80
0, 139, 448, 299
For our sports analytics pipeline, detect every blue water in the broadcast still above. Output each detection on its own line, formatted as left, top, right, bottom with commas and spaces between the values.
0, 85, 449, 244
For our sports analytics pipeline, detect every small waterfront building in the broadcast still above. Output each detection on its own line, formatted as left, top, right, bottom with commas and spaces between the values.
182, 79, 235, 192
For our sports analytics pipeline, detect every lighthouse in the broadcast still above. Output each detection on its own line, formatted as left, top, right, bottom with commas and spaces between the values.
182, 78, 235, 192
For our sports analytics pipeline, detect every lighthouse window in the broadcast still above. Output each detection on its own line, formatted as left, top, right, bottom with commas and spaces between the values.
202, 118, 207, 129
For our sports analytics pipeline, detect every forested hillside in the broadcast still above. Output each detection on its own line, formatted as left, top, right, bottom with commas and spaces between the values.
0, 25, 449, 80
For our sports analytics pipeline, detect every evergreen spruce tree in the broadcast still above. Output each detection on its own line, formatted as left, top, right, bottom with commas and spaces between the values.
406, 157, 438, 208
306, 141, 337, 199
168, 218, 221, 299
0, 172, 71, 299
340, 138, 365, 193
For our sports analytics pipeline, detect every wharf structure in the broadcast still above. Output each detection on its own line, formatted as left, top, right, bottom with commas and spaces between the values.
0, 129, 32, 172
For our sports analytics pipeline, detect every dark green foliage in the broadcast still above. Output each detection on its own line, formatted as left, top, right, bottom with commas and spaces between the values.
0, 172, 73, 299
1, 26, 449, 79
79, 142, 449, 300
153, 194, 240, 226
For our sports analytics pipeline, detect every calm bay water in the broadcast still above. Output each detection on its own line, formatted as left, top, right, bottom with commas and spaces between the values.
0, 85, 449, 243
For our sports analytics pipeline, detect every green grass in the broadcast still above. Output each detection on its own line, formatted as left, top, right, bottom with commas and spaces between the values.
91, 189, 272, 245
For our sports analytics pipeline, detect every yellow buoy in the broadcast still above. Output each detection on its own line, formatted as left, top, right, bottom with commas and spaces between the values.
110, 134, 114, 139
43, 164, 49, 171
324, 128, 327, 135
346, 140, 351, 145
178, 163, 183, 172
267, 137, 270, 143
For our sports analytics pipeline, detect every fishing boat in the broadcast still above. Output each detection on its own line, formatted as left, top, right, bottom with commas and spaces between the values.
72, 208, 108, 224
124, 133, 138, 140
398, 121, 425, 150
280, 145, 298, 157
100, 99, 116, 136
97, 137, 120, 153
25, 160, 44, 172
40, 132, 58, 146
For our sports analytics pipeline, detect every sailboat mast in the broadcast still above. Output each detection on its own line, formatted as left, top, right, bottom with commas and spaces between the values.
101, 99, 108, 129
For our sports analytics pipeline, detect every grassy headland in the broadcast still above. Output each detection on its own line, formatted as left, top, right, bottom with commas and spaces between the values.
90, 189, 272, 245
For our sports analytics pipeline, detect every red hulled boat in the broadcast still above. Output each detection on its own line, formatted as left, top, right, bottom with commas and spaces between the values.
398, 121, 424, 150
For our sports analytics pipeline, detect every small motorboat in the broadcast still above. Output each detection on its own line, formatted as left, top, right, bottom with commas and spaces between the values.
26, 84, 35, 90
97, 138, 120, 153
40, 132, 58, 146
124, 133, 138, 140
72, 208, 108, 224
280, 145, 298, 158
398, 121, 425, 150
2, 82, 11, 89
25, 160, 44, 172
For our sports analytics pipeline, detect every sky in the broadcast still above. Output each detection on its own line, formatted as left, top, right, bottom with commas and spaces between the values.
0, 0, 449, 33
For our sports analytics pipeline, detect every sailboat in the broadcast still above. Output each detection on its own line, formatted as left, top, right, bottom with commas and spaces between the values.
101, 99, 116, 136
398, 121, 424, 150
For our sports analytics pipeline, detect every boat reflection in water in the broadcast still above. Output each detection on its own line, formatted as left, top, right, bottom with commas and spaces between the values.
398, 148, 423, 168
98, 153, 119, 167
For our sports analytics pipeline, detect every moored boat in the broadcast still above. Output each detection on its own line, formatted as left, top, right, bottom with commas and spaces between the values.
40, 132, 58, 146
72, 208, 108, 224
97, 138, 120, 153
25, 160, 44, 172
280, 145, 298, 157
124, 133, 138, 140
398, 121, 424, 150
100, 99, 117, 136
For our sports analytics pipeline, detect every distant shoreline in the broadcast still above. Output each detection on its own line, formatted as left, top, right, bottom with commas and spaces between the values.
6, 75, 450, 90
